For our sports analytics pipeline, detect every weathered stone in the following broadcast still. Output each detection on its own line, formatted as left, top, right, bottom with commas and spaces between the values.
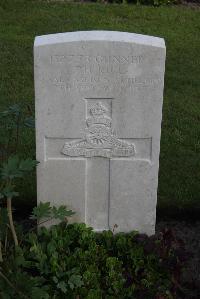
34, 31, 166, 235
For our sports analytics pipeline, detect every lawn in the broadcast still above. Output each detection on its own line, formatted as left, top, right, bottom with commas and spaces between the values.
0, 0, 200, 219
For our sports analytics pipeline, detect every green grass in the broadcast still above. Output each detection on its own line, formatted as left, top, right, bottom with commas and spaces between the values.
0, 0, 200, 218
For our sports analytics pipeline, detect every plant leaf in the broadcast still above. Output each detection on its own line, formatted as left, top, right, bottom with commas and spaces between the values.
52, 205, 75, 221
24, 117, 35, 128
0, 155, 22, 179
30, 202, 52, 221
19, 159, 38, 172
0, 185, 19, 199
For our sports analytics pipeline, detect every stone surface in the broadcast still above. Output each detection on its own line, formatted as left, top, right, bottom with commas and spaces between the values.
34, 30, 166, 235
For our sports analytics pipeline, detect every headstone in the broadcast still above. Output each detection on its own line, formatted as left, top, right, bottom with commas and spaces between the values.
34, 31, 165, 235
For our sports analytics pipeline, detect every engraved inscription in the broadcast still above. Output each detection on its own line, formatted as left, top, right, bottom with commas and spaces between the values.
49, 54, 163, 94
51, 55, 144, 77
51, 55, 144, 65
61, 102, 135, 158
52, 76, 163, 93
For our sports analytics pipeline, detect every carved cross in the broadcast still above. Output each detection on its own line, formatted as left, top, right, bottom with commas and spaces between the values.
55, 98, 151, 231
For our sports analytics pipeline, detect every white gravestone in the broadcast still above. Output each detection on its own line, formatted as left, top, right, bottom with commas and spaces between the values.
34, 31, 165, 235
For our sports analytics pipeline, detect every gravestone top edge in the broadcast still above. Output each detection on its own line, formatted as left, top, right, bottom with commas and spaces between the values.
34, 30, 165, 49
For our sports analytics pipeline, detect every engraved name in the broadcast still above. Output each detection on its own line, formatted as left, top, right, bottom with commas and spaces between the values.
51, 55, 143, 65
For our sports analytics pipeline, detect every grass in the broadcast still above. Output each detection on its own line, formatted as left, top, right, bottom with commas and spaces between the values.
0, 0, 200, 219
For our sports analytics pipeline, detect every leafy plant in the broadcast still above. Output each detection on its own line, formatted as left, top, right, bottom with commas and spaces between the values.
31, 201, 75, 224
0, 202, 76, 298
0, 156, 38, 248
0, 222, 188, 298
0, 104, 36, 260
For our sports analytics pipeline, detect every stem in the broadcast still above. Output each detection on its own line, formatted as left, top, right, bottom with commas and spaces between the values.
27, 104, 33, 115
0, 241, 3, 262
38, 217, 54, 227
6, 129, 13, 160
26, 217, 54, 236
0, 207, 3, 262
7, 197, 18, 247
4, 227, 8, 251
0, 143, 6, 163
15, 114, 21, 153
28, 216, 68, 234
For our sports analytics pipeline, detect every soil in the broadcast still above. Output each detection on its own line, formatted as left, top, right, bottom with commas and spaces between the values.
156, 221, 200, 298
180, 1, 200, 8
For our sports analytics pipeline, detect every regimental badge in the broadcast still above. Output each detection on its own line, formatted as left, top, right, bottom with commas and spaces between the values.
61, 102, 135, 158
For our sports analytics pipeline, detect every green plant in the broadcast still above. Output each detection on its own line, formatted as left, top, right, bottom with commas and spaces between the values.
0, 221, 188, 298
0, 203, 75, 298
0, 104, 36, 258
30, 201, 75, 225
0, 156, 38, 248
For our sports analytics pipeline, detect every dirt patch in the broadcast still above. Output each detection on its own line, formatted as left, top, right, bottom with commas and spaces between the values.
180, 1, 200, 8
156, 221, 200, 298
